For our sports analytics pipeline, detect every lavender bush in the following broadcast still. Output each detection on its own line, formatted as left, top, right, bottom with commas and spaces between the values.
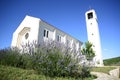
30, 40, 82, 78
0, 40, 91, 78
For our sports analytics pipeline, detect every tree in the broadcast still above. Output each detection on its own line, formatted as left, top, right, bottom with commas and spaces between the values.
81, 41, 95, 65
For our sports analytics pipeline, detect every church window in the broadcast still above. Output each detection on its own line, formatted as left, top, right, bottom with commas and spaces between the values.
57, 35, 61, 42
44, 30, 46, 37
88, 12, 93, 19
44, 29, 49, 38
47, 31, 49, 38
25, 33, 29, 39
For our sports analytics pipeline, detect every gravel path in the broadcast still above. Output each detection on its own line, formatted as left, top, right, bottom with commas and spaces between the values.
91, 72, 120, 80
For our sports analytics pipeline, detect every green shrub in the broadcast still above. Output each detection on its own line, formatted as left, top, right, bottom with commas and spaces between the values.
16, 53, 33, 69
0, 48, 20, 67
80, 67, 91, 79
0, 48, 33, 69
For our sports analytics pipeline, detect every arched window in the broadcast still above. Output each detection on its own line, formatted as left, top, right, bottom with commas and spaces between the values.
25, 33, 29, 39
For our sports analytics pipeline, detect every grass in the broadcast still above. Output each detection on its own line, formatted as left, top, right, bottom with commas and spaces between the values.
0, 65, 95, 80
91, 67, 116, 74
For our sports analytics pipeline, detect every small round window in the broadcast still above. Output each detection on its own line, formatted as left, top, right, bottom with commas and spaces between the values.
25, 33, 29, 39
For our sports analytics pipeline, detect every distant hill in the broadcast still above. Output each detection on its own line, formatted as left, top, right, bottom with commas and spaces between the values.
103, 57, 120, 66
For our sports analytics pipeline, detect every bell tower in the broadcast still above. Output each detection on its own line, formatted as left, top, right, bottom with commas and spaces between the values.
85, 9, 103, 66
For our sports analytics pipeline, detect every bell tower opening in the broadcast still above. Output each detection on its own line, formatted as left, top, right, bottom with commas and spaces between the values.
87, 12, 93, 19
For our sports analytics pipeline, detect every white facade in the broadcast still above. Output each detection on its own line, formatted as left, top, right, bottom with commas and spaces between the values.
11, 15, 82, 52
85, 9, 103, 66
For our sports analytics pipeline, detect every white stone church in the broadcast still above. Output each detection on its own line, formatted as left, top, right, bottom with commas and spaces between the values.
11, 9, 103, 66
11, 15, 83, 52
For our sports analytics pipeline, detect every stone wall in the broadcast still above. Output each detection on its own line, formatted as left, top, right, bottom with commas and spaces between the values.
109, 67, 120, 78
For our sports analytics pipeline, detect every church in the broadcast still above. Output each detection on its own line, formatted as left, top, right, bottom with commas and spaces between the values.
11, 15, 83, 52
11, 9, 103, 66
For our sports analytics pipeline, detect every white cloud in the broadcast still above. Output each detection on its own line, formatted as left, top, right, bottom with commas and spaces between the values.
103, 48, 113, 52
103, 49, 108, 51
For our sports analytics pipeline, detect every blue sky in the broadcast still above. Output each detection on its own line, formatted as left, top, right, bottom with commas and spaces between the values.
0, 0, 120, 59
